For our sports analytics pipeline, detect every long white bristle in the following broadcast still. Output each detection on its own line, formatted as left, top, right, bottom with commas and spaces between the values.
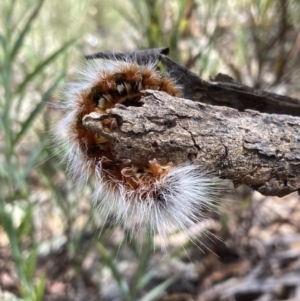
53, 56, 226, 246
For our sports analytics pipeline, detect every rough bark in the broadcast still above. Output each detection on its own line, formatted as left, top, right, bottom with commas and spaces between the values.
160, 55, 300, 117
83, 48, 300, 197
83, 90, 300, 197
86, 48, 300, 116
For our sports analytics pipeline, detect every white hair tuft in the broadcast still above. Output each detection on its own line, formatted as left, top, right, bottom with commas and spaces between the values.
53, 54, 228, 247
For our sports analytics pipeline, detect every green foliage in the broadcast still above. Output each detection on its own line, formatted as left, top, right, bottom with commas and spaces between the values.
0, 201, 44, 300
0, 0, 84, 299
97, 231, 179, 301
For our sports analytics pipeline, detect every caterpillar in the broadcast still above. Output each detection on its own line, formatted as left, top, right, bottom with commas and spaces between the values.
54, 53, 226, 245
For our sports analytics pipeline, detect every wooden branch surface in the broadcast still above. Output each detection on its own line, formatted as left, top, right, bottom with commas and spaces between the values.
86, 48, 300, 116
84, 48, 300, 197
160, 55, 300, 117
83, 91, 300, 197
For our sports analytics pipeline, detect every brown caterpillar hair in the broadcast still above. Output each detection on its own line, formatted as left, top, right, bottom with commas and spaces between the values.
54, 56, 224, 246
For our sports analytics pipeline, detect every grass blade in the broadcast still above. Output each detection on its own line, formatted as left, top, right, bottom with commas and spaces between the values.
16, 38, 76, 94
13, 73, 64, 145
123, 228, 141, 256
135, 269, 157, 291
0, 200, 31, 294
17, 139, 46, 188
24, 247, 38, 279
97, 242, 131, 301
35, 275, 46, 301
9, 0, 45, 62
17, 203, 34, 239
139, 274, 178, 301
130, 229, 154, 298
3, 0, 17, 29
0, 33, 6, 50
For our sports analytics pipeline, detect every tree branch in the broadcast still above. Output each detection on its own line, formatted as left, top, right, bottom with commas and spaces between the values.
83, 48, 300, 197
83, 90, 300, 197
160, 55, 300, 116
86, 48, 300, 116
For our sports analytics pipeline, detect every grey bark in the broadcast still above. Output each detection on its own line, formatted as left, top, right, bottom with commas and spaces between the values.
160, 55, 300, 117
86, 48, 300, 116
83, 90, 300, 197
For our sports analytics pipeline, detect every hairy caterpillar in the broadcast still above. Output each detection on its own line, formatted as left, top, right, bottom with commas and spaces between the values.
54, 53, 227, 245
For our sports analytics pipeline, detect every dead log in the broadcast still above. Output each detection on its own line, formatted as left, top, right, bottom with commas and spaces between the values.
87, 48, 300, 116
83, 48, 300, 197
83, 90, 300, 197
160, 55, 300, 117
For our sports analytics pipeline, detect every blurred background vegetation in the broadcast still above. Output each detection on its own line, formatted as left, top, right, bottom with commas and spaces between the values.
0, 0, 299, 300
